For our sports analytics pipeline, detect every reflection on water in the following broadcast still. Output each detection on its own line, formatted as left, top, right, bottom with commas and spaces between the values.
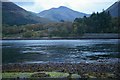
2, 39, 120, 64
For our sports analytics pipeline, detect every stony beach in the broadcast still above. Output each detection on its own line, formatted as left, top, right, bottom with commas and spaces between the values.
2, 61, 120, 79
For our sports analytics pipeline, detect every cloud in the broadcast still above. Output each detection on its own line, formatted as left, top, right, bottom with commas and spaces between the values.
7, 0, 118, 14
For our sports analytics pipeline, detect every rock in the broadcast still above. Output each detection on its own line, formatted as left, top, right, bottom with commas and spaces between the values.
31, 72, 50, 78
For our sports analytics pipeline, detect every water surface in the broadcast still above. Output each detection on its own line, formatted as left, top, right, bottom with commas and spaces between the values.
2, 39, 120, 64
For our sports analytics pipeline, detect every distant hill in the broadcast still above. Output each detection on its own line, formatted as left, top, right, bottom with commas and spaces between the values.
106, 1, 120, 17
2, 2, 52, 25
38, 6, 90, 22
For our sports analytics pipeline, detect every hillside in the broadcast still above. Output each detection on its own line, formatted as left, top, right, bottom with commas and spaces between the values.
106, 1, 120, 17
38, 6, 90, 22
2, 2, 52, 25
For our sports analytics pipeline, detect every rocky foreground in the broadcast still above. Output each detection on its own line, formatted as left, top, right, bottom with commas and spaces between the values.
2, 62, 120, 79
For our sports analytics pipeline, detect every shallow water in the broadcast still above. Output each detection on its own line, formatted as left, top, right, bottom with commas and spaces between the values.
2, 39, 120, 64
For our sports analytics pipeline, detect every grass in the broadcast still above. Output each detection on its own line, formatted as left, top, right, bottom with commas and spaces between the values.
2, 72, 81, 78
2, 72, 115, 78
2, 72, 34, 78
84, 72, 115, 78
45, 72, 69, 78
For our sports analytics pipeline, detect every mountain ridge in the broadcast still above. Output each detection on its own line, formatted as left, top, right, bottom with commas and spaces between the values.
2, 2, 52, 25
38, 6, 90, 22
106, 1, 120, 17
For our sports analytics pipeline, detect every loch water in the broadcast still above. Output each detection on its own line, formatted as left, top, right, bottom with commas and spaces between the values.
2, 39, 120, 64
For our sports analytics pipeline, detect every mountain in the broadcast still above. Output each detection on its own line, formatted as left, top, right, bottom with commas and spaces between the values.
38, 6, 90, 22
2, 2, 52, 25
106, 1, 120, 17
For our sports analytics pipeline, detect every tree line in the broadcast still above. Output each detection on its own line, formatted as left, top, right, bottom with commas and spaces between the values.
72, 11, 119, 35
2, 11, 119, 38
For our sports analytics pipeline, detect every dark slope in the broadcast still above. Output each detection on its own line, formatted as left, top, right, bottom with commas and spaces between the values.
106, 1, 120, 17
2, 2, 52, 25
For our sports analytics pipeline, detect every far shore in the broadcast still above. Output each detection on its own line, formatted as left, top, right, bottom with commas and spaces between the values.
1, 33, 120, 40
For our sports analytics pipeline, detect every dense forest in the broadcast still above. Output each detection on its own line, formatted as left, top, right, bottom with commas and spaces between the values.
73, 11, 119, 35
2, 11, 119, 38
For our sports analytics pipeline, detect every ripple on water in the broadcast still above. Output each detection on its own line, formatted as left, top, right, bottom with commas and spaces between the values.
21, 50, 49, 54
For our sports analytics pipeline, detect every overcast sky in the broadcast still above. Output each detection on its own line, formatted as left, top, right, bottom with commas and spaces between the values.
7, 0, 118, 14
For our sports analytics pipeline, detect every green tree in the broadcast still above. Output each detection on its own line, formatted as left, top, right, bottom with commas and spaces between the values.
23, 31, 33, 38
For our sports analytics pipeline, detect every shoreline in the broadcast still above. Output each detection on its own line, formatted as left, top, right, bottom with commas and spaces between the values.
2, 62, 120, 78
2, 33, 120, 40
3, 62, 119, 73
1, 38, 120, 40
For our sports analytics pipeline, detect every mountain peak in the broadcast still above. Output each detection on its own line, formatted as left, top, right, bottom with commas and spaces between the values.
50, 6, 68, 10
59, 6, 68, 9
38, 6, 89, 22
